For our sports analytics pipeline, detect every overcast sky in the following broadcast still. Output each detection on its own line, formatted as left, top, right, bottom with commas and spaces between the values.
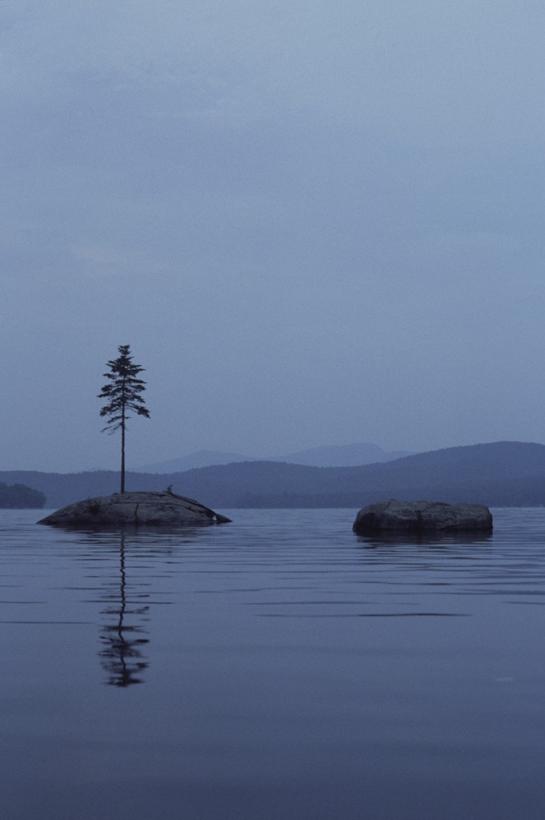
1, 0, 545, 471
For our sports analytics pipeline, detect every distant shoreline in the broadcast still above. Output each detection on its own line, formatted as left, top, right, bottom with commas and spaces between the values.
2, 441, 545, 510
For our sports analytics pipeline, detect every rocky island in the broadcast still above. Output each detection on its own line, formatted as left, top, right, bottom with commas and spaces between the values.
353, 500, 493, 535
39, 490, 231, 528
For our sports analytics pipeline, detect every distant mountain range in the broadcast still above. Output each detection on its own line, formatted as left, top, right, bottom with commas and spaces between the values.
4, 441, 545, 509
139, 442, 411, 472
139, 450, 251, 472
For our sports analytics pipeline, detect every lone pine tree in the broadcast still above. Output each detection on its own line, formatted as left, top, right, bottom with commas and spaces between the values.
98, 344, 150, 494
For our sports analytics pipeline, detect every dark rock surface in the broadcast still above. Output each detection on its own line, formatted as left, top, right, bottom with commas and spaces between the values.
39, 490, 231, 528
353, 499, 493, 535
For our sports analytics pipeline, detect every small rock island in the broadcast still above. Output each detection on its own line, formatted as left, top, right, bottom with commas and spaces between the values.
353, 500, 493, 535
39, 490, 231, 528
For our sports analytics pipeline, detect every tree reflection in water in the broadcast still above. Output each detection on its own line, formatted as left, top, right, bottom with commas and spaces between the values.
99, 532, 150, 687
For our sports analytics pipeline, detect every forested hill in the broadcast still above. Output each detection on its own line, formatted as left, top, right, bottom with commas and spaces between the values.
0, 483, 46, 509
3, 441, 545, 509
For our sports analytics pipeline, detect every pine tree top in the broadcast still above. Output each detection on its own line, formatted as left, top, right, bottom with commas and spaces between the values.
98, 344, 150, 433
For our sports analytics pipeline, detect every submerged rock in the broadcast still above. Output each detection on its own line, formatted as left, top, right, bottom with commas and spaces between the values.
39, 491, 231, 528
353, 500, 492, 535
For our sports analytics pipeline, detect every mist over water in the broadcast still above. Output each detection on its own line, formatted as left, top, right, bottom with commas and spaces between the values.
2, 508, 545, 819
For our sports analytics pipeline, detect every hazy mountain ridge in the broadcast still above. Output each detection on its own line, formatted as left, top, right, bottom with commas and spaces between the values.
140, 449, 251, 473
139, 442, 411, 472
277, 443, 412, 467
5, 441, 545, 509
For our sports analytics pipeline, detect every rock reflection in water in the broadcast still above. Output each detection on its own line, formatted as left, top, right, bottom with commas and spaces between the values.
356, 531, 493, 549
99, 532, 150, 687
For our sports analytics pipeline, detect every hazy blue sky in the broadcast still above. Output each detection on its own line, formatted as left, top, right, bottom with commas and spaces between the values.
2, 1, 545, 471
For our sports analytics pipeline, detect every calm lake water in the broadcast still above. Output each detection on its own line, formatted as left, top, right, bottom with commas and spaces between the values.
1, 507, 545, 819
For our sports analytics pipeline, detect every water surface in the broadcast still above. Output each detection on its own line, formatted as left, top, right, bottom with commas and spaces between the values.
1, 508, 544, 819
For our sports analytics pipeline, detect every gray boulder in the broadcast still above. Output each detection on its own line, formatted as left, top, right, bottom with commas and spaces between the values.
353, 499, 492, 535
39, 490, 231, 528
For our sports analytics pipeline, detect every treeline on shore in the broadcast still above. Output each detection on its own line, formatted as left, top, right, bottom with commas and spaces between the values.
2, 441, 545, 510
0, 483, 46, 509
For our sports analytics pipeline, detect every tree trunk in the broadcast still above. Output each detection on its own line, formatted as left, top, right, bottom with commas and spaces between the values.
120, 406, 126, 494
